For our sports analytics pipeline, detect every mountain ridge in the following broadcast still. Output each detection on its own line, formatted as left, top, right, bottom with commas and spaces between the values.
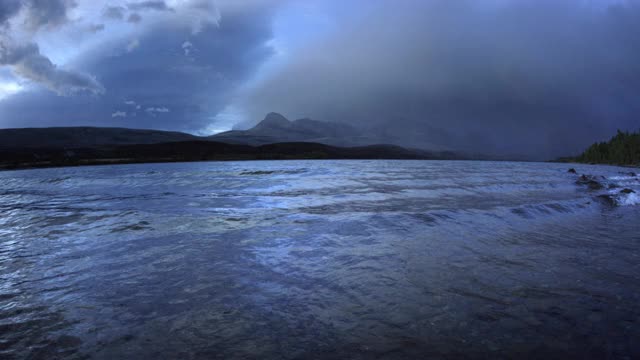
210, 112, 362, 146
0, 113, 477, 168
0, 113, 442, 152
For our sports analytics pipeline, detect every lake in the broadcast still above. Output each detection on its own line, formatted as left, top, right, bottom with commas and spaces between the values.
1, 160, 639, 359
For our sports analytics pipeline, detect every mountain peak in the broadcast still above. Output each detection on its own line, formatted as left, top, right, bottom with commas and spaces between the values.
262, 112, 290, 125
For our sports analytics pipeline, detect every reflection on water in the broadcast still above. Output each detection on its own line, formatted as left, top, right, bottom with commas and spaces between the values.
0, 160, 639, 359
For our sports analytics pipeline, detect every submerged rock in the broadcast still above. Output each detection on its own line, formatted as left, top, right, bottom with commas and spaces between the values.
568, 168, 577, 174
575, 174, 604, 190
587, 180, 604, 190
620, 188, 636, 194
576, 174, 590, 183
596, 194, 616, 207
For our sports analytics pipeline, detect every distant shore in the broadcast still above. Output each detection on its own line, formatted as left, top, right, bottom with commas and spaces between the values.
0, 140, 465, 171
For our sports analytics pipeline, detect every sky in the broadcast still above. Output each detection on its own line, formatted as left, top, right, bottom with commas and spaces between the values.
0, 0, 639, 158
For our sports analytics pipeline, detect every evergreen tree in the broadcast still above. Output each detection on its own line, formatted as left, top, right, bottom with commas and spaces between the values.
576, 130, 640, 165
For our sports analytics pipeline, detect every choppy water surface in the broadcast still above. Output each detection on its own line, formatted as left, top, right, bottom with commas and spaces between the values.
1, 160, 639, 359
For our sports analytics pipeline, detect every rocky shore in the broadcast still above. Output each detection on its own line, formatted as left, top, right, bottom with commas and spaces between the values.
568, 168, 639, 206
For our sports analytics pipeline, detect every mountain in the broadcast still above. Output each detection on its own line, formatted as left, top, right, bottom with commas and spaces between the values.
0, 127, 198, 149
210, 112, 366, 146
0, 113, 474, 169
210, 113, 464, 154
0, 114, 449, 152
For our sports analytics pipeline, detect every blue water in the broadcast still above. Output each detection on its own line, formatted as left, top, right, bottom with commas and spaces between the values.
1, 160, 639, 359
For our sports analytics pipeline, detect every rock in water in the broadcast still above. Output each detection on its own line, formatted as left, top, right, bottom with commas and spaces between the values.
587, 180, 604, 190
568, 168, 577, 174
576, 174, 590, 183
596, 194, 616, 207
575, 174, 604, 190
620, 188, 636, 194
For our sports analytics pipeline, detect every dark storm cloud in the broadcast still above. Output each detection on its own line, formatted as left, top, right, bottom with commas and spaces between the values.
245, 0, 640, 159
0, 0, 21, 25
22, 0, 77, 30
0, 42, 104, 95
0, 1, 279, 131
0, 0, 104, 96
1, 0, 76, 28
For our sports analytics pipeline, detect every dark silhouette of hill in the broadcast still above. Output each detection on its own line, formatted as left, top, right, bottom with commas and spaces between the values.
0, 127, 198, 149
0, 113, 477, 169
0, 140, 459, 170
0, 114, 414, 150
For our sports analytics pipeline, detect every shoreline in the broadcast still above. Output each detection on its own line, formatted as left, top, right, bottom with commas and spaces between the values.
3, 157, 638, 173
2, 140, 637, 172
0, 156, 507, 172
0, 140, 465, 171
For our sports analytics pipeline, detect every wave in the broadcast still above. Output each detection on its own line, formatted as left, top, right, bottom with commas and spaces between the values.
616, 192, 640, 206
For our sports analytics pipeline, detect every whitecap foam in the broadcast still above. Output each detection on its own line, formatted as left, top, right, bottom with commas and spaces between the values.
610, 175, 637, 181
617, 192, 640, 206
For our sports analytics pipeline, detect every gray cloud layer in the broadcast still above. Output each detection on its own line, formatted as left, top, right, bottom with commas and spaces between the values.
1, 0, 76, 28
127, 1, 172, 12
22, 0, 77, 30
0, 0, 104, 96
2, 0, 640, 159
0, 1, 279, 131
0, 1, 22, 25
103, 5, 126, 20
0, 42, 104, 95
105, 1, 172, 24
244, 0, 640, 158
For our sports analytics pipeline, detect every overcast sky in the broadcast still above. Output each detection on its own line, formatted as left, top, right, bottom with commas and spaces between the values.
0, 0, 639, 158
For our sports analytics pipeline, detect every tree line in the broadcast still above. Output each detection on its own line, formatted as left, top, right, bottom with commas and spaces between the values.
575, 130, 640, 165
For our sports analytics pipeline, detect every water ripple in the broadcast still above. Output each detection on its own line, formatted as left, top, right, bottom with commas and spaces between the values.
0, 160, 638, 359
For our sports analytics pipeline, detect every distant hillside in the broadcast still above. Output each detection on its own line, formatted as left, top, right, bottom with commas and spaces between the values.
0, 141, 456, 170
211, 112, 369, 146
0, 113, 473, 167
0, 114, 450, 153
570, 130, 640, 166
0, 127, 198, 148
